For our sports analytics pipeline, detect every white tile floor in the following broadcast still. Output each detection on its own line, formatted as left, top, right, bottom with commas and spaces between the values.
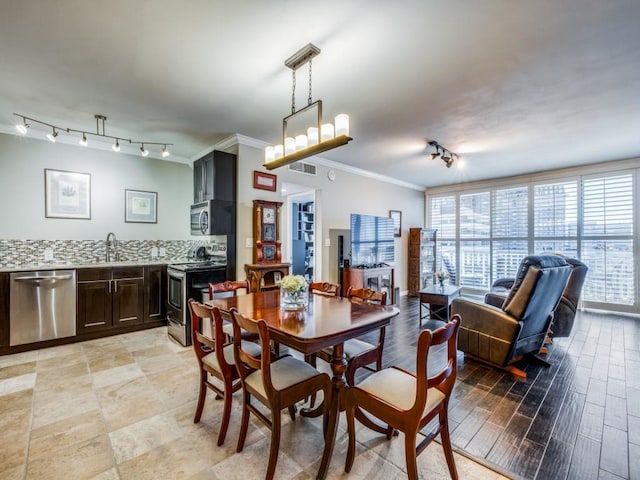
0, 327, 511, 479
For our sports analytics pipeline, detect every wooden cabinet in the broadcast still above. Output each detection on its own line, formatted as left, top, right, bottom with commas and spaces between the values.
0, 273, 9, 349
408, 228, 437, 296
252, 200, 283, 263
144, 265, 166, 323
342, 266, 395, 305
77, 266, 144, 334
245, 263, 291, 293
193, 150, 237, 203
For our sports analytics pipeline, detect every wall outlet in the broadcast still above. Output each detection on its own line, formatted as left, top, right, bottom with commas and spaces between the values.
44, 248, 54, 261
245, 238, 253, 248
151, 247, 158, 258
159, 247, 167, 257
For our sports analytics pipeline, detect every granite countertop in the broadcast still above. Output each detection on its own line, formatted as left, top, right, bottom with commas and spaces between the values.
0, 259, 179, 273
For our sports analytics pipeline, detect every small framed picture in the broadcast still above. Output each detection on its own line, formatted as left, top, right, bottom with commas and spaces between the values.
389, 210, 402, 237
253, 170, 277, 192
45, 169, 91, 219
273, 271, 282, 283
263, 224, 276, 242
262, 245, 276, 261
125, 189, 157, 223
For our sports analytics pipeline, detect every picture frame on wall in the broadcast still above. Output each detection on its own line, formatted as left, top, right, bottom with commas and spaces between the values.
253, 170, 277, 192
389, 210, 402, 237
125, 189, 157, 223
45, 169, 91, 219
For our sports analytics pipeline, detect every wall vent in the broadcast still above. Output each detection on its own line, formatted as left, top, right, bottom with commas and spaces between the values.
288, 161, 317, 176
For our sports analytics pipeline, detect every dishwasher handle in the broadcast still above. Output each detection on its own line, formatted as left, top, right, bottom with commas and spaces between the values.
13, 274, 74, 286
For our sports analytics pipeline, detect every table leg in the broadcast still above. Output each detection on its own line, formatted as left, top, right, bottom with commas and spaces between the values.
316, 343, 347, 480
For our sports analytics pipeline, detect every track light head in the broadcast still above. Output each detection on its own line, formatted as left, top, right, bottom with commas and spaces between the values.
112, 139, 121, 152
161, 145, 170, 157
79, 133, 88, 146
430, 152, 440, 160
140, 144, 149, 157
16, 118, 29, 135
444, 157, 454, 168
46, 128, 58, 142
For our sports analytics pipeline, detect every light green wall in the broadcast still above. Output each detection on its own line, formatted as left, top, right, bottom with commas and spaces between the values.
0, 133, 192, 240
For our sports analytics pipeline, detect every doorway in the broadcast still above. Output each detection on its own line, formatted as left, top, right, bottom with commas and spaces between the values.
284, 185, 316, 283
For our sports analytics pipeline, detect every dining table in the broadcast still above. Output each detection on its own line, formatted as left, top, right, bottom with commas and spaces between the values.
209, 289, 400, 480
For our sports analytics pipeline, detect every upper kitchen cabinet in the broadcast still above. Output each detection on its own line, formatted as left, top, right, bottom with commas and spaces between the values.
193, 150, 237, 203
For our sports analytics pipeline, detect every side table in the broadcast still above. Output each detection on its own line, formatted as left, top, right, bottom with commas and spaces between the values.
419, 285, 461, 329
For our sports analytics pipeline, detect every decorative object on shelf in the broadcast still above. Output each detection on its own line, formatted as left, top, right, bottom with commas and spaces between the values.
428, 140, 459, 168
125, 189, 157, 223
279, 274, 309, 310
44, 169, 91, 219
389, 210, 402, 238
435, 271, 450, 288
263, 43, 352, 171
253, 170, 277, 191
14, 113, 172, 158
253, 200, 283, 263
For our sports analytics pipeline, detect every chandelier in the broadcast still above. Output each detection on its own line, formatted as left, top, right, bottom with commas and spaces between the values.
263, 43, 352, 170
428, 140, 458, 168
13, 113, 172, 158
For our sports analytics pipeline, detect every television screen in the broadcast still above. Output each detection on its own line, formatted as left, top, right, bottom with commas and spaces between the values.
350, 214, 395, 266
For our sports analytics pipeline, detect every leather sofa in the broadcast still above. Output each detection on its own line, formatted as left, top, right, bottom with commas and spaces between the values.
485, 256, 588, 337
451, 255, 572, 377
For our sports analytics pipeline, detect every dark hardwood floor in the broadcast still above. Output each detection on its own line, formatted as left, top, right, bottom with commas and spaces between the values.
353, 295, 640, 480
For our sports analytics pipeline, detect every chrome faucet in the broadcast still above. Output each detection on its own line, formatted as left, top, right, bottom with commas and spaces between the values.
105, 232, 118, 262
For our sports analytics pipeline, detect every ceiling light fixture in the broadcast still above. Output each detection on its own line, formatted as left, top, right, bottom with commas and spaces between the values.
428, 140, 459, 168
12, 113, 172, 157
263, 43, 352, 170
46, 128, 58, 142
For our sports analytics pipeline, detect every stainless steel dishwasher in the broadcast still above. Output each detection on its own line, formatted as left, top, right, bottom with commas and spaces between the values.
10, 270, 77, 346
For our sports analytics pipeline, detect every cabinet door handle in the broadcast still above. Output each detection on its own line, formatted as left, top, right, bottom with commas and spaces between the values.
108, 280, 112, 293
114, 280, 118, 293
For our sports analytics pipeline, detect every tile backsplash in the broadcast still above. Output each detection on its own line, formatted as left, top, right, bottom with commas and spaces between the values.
0, 239, 223, 268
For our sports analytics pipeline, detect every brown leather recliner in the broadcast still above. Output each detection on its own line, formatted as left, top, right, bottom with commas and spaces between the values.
485, 256, 588, 337
451, 255, 572, 378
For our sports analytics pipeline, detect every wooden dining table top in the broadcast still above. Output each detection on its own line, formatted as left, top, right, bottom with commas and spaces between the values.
209, 289, 400, 355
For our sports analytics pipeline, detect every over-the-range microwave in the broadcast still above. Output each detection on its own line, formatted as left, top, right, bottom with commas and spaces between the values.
190, 199, 234, 235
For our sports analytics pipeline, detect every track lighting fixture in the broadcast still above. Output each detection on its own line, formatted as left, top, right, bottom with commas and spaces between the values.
263, 43, 352, 170
46, 128, 58, 142
12, 113, 172, 158
428, 140, 459, 168
16, 117, 29, 135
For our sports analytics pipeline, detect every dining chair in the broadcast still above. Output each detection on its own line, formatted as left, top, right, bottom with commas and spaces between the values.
209, 280, 258, 342
307, 286, 387, 409
308, 281, 340, 297
230, 309, 332, 480
188, 299, 262, 446
343, 316, 461, 480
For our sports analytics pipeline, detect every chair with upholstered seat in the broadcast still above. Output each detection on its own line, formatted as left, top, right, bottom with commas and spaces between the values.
343, 317, 461, 480
231, 309, 332, 479
208, 280, 257, 341
188, 299, 262, 446
451, 254, 572, 378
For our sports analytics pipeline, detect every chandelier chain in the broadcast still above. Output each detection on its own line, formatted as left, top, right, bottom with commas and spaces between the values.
291, 69, 296, 114
308, 58, 313, 106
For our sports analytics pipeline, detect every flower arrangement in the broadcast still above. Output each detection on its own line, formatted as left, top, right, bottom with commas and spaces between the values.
278, 274, 308, 310
279, 274, 307, 293
434, 271, 450, 287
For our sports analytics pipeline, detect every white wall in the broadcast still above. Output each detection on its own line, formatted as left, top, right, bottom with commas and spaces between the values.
0, 133, 192, 240
236, 143, 425, 291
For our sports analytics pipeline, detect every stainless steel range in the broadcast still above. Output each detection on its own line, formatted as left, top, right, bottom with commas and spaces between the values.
167, 257, 226, 346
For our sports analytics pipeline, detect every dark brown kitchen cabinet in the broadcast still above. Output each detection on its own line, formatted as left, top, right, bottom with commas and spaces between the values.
0, 273, 9, 348
144, 265, 166, 323
77, 266, 144, 334
193, 150, 237, 203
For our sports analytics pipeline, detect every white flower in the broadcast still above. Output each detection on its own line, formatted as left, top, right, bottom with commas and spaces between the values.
434, 271, 450, 279
279, 275, 307, 293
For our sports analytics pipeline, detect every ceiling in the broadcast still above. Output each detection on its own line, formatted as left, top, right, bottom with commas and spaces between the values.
1, 1, 639, 189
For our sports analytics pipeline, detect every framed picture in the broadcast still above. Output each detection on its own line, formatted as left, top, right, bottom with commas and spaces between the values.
389, 210, 402, 237
253, 170, 277, 192
263, 224, 276, 242
262, 245, 276, 261
273, 271, 282, 283
125, 189, 157, 223
262, 206, 276, 224
45, 169, 91, 219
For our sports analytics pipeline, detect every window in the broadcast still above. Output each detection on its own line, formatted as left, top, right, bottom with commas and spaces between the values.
427, 167, 638, 312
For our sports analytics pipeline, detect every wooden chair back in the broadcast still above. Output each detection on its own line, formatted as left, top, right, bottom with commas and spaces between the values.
308, 281, 340, 297
189, 298, 228, 367
230, 309, 272, 389
209, 280, 251, 299
346, 287, 387, 305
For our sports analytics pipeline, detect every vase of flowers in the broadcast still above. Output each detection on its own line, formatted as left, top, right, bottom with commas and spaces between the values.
434, 271, 450, 289
279, 274, 309, 310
